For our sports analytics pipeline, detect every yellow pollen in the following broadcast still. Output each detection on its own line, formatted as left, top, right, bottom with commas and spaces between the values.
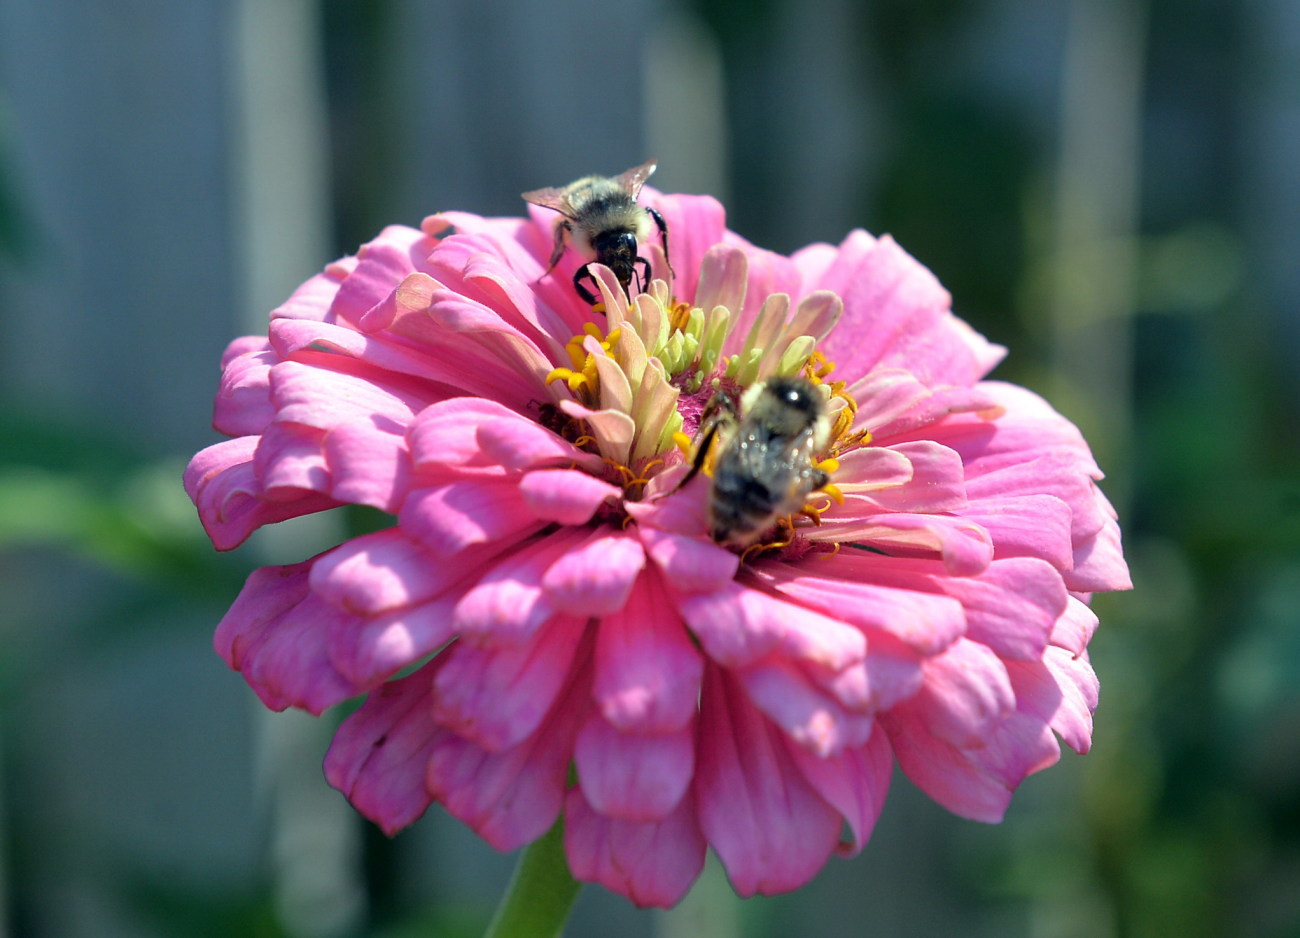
668, 300, 693, 334
602, 456, 663, 499
820, 483, 844, 505
806, 351, 836, 379
553, 324, 624, 405
801, 355, 870, 458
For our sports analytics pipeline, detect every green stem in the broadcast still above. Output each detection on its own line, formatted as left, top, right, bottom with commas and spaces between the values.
483, 818, 581, 938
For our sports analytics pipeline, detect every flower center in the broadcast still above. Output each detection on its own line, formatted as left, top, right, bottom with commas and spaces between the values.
541, 265, 865, 549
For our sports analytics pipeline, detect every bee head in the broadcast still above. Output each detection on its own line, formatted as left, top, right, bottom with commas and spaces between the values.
742, 376, 826, 438
591, 230, 640, 288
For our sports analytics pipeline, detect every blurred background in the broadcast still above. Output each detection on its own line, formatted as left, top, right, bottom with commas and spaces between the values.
1, 0, 1298, 935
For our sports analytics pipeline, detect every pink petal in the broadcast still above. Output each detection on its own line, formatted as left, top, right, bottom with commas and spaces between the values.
844, 368, 932, 433
323, 421, 410, 512
695, 668, 842, 897
1050, 597, 1099, 656
564, 786, 707, 909
1040, 647, 1099, 753
323, 664, 441, 835
866, 382, 1005, 442
902, 638, 1015, 748
213, 343, 276, 436
649, 192, 728, 303
221, 334, 272, 368
1065, 515, 1132, 592
751, 558, 966, 657
309, 528, 482, 616
814, 232, 1005, 387
833, 444, 914, 489
327, 592, 462, 687
676, 581, 860, 668
270, 359, 421, 431
426, 661, 591, 852
637, 526, 740, 594
593, 572, 703, 733
735, 656, 875, 757
789, 240, 838, 291
541, 530, 645, 616
185, 437, 339, 550
854, 441, 967, 513
451, 531, 586, 644
434, 615, 587, 750
625, 472, 710, 538
408, 397, 528, 472
786, 725, 893, 857
964, 453, 1107, 542
825, 513, 993, 577
934, 558, 1067, 661
574, 714, 695, 821
881, 706, 1016, 823
424, 230, 571, 357
960, 494, 1075, 570
517, 469, 622, 525
722, 239, 804, 349
399, 480, 542, 556
422, 289, 557, 393
907, 384, 1096, 473
845, 636, 926, 711
692, 244, 750, 317
269, 261, 351, 324
253, 422, 330, 495
363, 285, 554, 411
214, 562, 362, 714
883, 670, 1065, 823
476, 417, 603, 473
271, 314, 503, 406
327, 224, 428, 326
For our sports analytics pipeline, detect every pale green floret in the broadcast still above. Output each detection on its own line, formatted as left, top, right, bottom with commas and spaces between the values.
777, 335, 818, 376
570, 277, 830, 473
693, 306, 731, 390
719, 291, 822, 386
658, 329, 696, 376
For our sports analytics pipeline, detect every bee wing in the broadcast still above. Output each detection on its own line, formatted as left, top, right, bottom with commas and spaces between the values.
615, 158, 658, 198
520, 185, 577, 218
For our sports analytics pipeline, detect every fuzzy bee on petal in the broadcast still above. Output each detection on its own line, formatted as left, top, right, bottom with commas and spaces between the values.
680, 376, 832, 547
522, 159, 672, 305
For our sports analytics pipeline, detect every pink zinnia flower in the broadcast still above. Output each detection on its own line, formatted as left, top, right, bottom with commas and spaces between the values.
186, 184, 1130, 908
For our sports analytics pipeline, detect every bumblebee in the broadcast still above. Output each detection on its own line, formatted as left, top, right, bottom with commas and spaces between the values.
681, 376, 832, 547
522, 158, 671, 305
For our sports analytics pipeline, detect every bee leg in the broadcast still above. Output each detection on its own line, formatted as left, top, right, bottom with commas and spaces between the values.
632, 256, 652, 294
646, 207, 674, 278
573, 265, 600, 306
672, 392, 735, 492
544, 220, 572, 274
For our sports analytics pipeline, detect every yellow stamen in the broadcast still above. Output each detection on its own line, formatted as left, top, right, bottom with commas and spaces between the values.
668, 300, 694, 334
805, 351, 836, 380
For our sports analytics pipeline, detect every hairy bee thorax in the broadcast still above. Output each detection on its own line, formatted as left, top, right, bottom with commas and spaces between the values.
522, 159, 671, 305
